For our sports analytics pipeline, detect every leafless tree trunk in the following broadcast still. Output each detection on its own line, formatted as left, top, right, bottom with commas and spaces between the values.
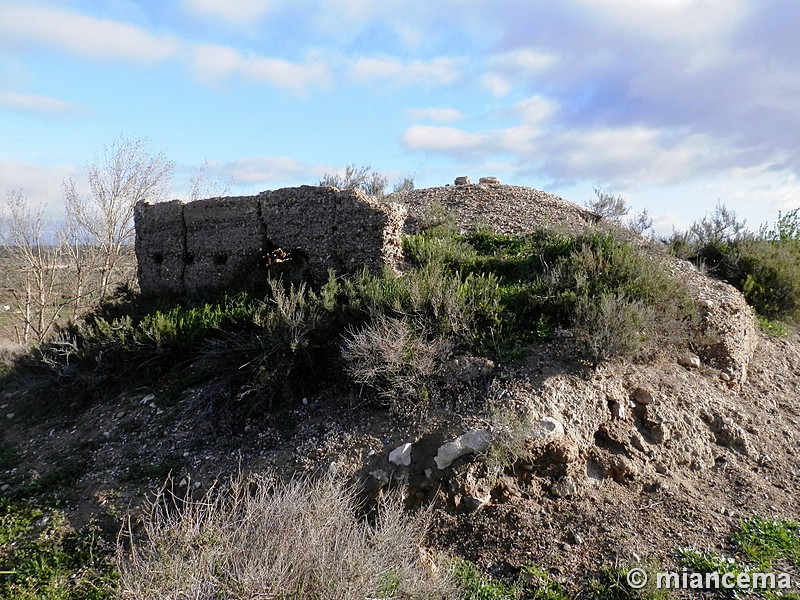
0, 190, 66, 345
63, 135, 174, 301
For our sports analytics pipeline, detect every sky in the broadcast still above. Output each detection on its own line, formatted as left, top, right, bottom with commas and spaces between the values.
1, 0, 799, 235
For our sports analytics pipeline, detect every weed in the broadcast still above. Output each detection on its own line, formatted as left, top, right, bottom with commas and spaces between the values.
451, 559, 571, 600
519, 564, 572, 600
451, 559, 528, 599
0, 498, 117, 599
118, 472, 457, 599
675, 547, 751, 597
482, 408, 536, 475
341, 313, 442, 407
756, 315, 791, 338
733, 517, 800, 569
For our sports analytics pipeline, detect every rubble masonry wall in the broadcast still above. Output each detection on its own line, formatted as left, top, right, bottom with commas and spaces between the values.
134, 185, 406, 295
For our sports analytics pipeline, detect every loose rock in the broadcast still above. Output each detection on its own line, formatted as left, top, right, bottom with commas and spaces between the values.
529, 417, 565, 441
389, 443, 412, 466
678, 354, 701, 368
631, 387, 654, 405
551, 475, 578, 497
434, 430, 491, 469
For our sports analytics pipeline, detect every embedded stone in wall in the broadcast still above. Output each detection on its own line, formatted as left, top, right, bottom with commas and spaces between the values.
134, 199, 186, 296
182, 196, 266, 294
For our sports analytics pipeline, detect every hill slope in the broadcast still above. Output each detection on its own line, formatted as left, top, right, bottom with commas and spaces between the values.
1, 183, 798, 595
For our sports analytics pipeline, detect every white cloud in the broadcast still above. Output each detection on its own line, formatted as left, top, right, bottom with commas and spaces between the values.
406, 107, 463, 123
221, 156, 310, 184
0, 3, 180, 63
482, 49, 557, 96
488, 49, 556, 76
0, 160, 76, 218
192, 45, 331, 94
403, 125, 488, 153
351, 56, 463, 87
578, 0, 747, 42
0, 93, 83, 115
481, 74, 512, 97
181, 0, 274, 23
514, 95, 557, 126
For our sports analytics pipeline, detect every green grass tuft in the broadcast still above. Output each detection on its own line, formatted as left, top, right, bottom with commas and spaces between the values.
0, 498, 117, 599
733, 517, 800, 569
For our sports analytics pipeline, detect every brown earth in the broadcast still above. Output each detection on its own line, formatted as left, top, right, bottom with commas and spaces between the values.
1, 183, 798, 588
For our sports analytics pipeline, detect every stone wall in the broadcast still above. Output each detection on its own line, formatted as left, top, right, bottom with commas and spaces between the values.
134, 186, 406, 295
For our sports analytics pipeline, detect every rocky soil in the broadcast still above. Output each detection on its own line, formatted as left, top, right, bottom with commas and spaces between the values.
2, 183, 798, 586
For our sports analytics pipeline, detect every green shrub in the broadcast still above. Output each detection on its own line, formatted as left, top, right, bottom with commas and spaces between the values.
572, 293, 652, 365
671, 205, 800, 323
737, 239, 800, 320
546, 232, 694, 362
402, 234, 477, 268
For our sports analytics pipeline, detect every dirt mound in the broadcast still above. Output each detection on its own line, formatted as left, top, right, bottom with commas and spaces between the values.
397, 183, 758, 383
1, 183, 793, 590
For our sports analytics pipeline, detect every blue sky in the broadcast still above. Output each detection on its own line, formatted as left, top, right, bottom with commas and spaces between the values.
1, 0, 799, 234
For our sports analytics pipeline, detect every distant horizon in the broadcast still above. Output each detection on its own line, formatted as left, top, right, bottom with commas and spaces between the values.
2, 1, 798, 238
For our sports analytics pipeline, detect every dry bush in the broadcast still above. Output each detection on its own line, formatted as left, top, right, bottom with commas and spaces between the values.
118, 472, 457, 600
341, 313, 443, 405
572, 292, 653, 365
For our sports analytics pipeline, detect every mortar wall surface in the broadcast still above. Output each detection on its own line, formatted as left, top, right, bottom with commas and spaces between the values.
134, 186, 405, 295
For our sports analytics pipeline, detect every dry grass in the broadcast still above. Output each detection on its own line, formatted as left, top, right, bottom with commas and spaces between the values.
341, 313, 443, 407
117, 472, 458, 599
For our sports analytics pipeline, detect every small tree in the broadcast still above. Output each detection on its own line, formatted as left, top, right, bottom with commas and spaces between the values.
627, 209, 653, 235
759, 208, 800, 243
586, 187, 629, 220
688, 203, 748, 246
63, 135, 174, 299
586, 188, 653, 235
392, 175, 415, 194
0, 190, 65, 344
319, 164, 389, 197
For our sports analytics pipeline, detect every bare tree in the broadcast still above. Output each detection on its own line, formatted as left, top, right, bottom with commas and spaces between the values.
63, 135, 174, 300
187, 160, 233, 202
689, 202, 748, 245
0, 190, 65, 344
627, 209, 653, 235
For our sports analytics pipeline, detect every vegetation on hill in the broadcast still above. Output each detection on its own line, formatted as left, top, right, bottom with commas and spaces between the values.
2, 183, 800, 598
7, 209, 699, 421
669, 204, 800, 330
